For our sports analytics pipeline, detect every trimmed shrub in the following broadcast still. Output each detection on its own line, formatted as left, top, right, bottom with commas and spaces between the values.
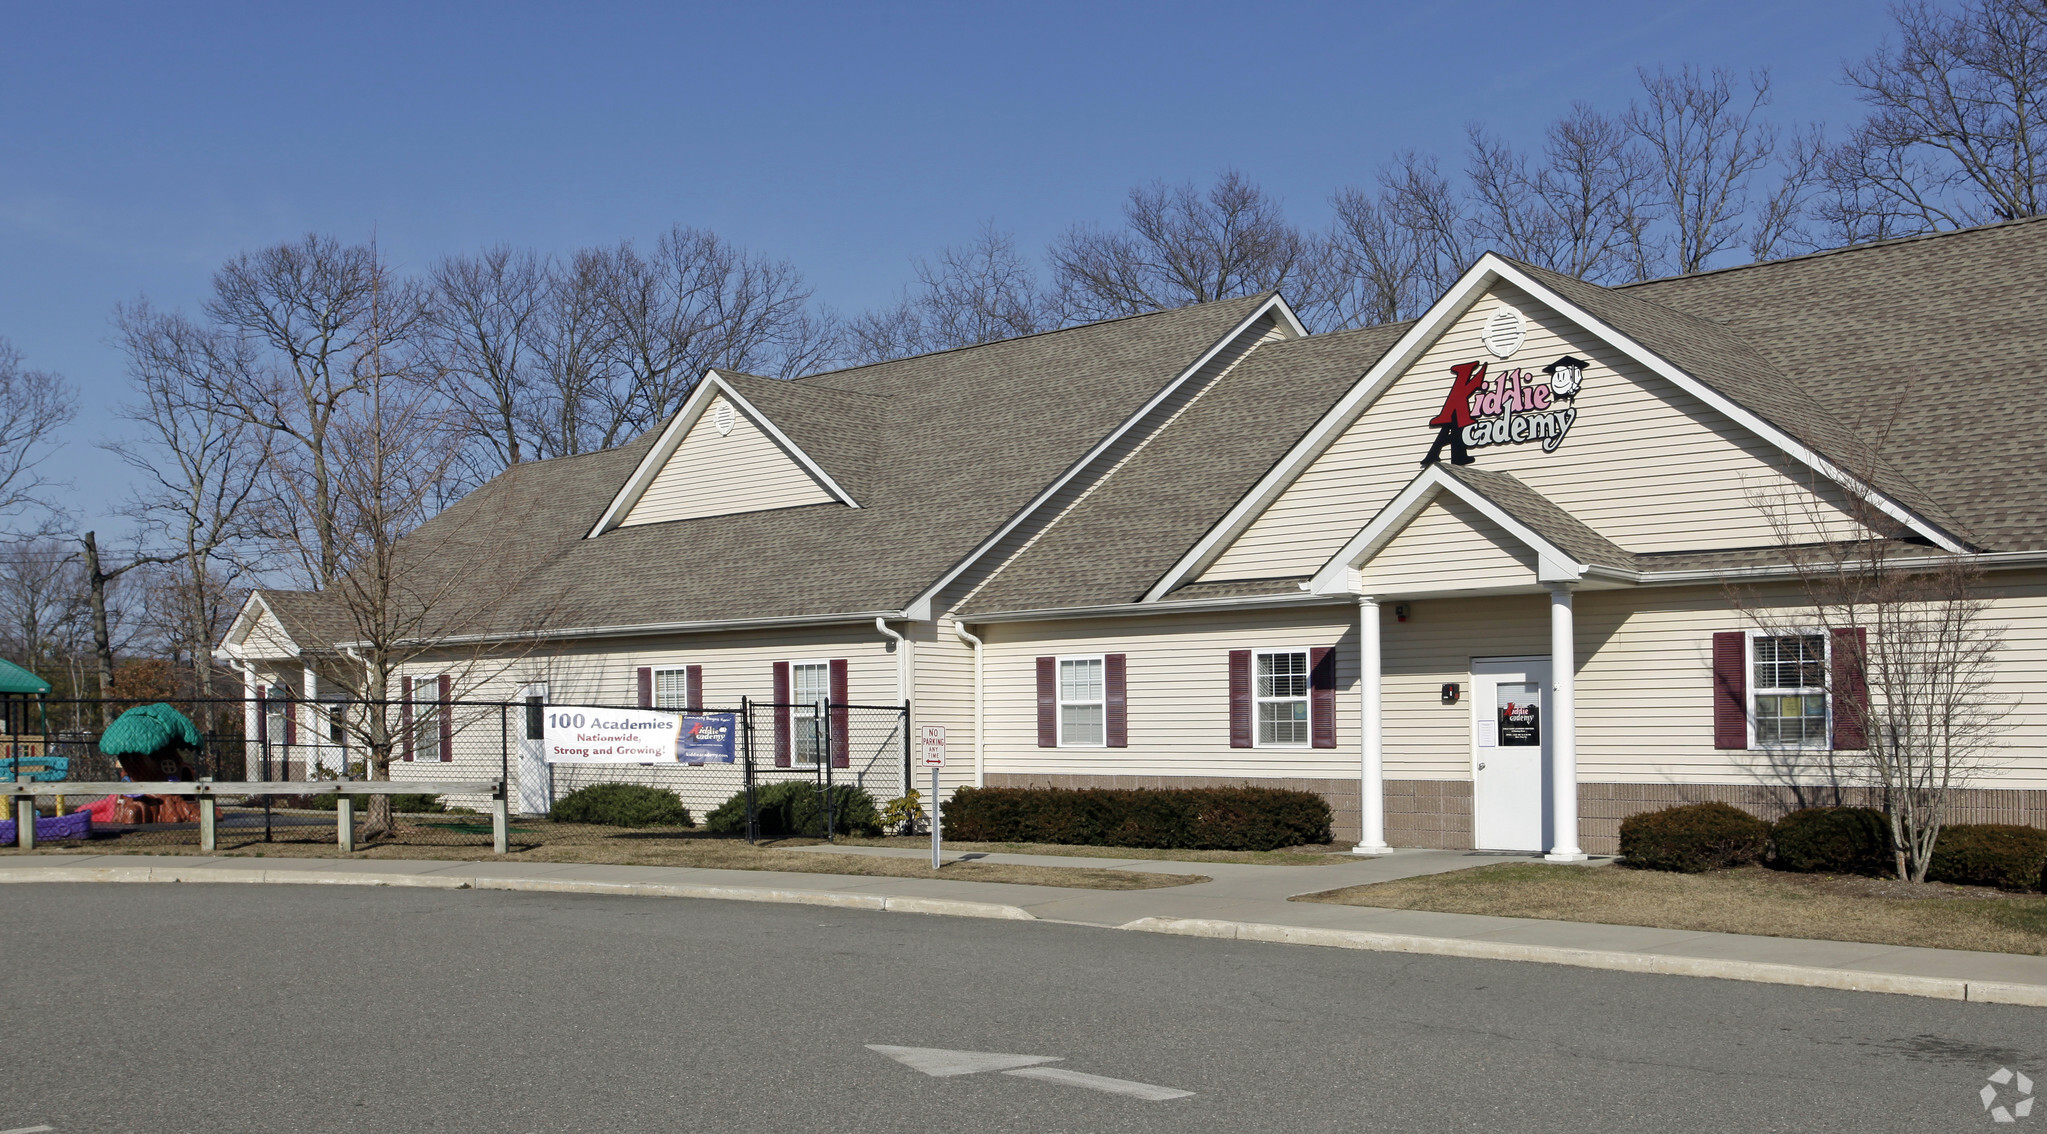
938, 786, 1333, 851
702, 781, 882, 838
1619, 802, 1770, 873
1771, 807, 1894, 876
1926, 824, 2047, 892
549, 783, 693, 828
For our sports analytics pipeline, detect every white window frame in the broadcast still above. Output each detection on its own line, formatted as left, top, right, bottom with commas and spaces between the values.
1055, 654, 1107, 748
1252, 648, 1312, 750
1745, 629, 1833, 751
790, 658, 832, 766
415, 700, 443, 763
651, 665, 692, 709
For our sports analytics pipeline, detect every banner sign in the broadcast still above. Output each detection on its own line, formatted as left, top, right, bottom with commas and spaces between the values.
543, 707, 681, 764
678, 713, 738, 765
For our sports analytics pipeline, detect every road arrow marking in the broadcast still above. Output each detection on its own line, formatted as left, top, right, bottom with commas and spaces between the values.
1003, 1065, 1194, 1101
1, 1125, 56, 1133
867, 1045, 1193, 1100
865, 1045, 1062, 1077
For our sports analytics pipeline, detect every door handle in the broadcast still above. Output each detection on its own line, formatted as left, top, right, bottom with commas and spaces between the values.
1477, 762, 1486, 770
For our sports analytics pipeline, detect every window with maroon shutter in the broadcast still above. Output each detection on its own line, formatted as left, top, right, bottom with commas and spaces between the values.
772, 662, 791, 767
829, 659, 850, 768
1712, 632, 1747, 749
1228, 650, 1253, 748
1104, 654, 1128, 748
1753, 633, 1829, 747
1310, 646, 1337, 749
401, 676, 415, 761
1036, 657, 1057, 747
686, 664, 703, 709
637, 667, 653, 709
1830, 627, 1869, 751
651, 666, 698, 709
438, 674, 453, 761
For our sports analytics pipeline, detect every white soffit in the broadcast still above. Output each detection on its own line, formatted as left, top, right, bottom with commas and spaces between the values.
1145, 255, 1962, 600
585, 370, 860, 538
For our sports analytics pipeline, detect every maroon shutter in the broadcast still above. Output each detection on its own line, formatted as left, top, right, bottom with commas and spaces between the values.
1831, 627, 1869, 751
1104, 654, 1128, 748
401, 676, 415, 761
1229, 650, 1253, 748
1310, 646, 1337, 749
438, 674, 453, 761
281, 687, 297, 747
1036, 657, 1056, 747
772, 662, 791, 767
829, 659, 849, 768
254, 685, 268, 745
1712, 632, 1747, 750
685, 665, 703, 710
637, 667, 653, 709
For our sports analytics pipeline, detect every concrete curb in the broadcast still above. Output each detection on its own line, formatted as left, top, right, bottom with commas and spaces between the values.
0, 864, 1037, 923
1116, 916, 2047, 1006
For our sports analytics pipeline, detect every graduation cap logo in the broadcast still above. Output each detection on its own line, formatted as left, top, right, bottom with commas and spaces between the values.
1543, 355, 1588, 402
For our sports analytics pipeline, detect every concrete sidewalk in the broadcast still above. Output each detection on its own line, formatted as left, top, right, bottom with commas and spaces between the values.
6, 847, 2047, 1007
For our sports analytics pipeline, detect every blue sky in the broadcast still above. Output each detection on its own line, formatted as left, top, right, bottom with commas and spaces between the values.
0, 0, 1900, 536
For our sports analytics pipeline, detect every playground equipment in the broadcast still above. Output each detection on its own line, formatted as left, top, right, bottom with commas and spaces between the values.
82, 703, 205, 825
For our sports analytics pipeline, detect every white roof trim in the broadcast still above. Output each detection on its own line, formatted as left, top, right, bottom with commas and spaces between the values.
1146, 255, 1964, 600
905, 293, 1302, 620
1306, 465, 1587, 595
215, 591, 303, 660
584, 370, 860, 538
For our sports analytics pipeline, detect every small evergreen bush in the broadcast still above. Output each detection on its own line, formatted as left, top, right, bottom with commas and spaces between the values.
1926, 824, 2047, 892
1771, 807, 1894, 876
939, 786, 1332, 851
702, 781, 881, 838
549, 783, 693, 828
1618, 802, 1770, 873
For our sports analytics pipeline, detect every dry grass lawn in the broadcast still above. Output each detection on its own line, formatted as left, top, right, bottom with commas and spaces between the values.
0, 823, 1206, 891
1296, 862, 2047, 955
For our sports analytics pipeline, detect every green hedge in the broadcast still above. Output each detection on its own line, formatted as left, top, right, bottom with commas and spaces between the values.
549, 783, 693, 828
1926, 824, 2047, 892
1619, 802, 1770, 873
1771, 807, 1894, 876
938, 786, 1332, 851
703, 781, 881, 838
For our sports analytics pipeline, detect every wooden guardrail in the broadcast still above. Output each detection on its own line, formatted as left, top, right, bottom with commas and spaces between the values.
5, 779, 510, 854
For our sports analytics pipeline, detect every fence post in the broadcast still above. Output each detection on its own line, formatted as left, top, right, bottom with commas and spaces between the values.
492, 789, 509, 855
200, 792, 217, 852
742, 696, 757, 845
822, 699, 835, 841
336, 796, 354, 853
15, 788, 34, 851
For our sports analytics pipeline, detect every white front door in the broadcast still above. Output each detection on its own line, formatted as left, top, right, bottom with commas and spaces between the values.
1472, 657, 1551, 852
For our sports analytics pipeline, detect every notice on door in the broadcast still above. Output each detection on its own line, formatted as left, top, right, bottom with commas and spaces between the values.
1496, 682, 1542, 747
543, 706, 681, 764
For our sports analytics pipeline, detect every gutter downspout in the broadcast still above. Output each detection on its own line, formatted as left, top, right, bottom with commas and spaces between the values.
875, 617, 908, 710
952, 619, 985, 788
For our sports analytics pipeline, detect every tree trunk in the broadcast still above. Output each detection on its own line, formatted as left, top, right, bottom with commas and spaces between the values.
81, 531, 116, 729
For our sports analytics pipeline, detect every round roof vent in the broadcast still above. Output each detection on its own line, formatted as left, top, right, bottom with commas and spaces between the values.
1483, 306, 1525, 359
713, 402, 736, 436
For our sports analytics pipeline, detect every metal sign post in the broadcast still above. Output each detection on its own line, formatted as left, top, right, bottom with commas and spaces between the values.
920, 725, 946, 869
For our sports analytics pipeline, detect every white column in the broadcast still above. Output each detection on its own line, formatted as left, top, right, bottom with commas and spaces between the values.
1351, 595, 1391, 855
1546, 584, 1587, 862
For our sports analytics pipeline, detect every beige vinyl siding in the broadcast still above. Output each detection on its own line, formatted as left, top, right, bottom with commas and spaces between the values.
911, 619, 980, 798
618, 396, 837, 527
1198, 282, 1862, 581
1354, 495, 1538, 594
979, 604, 1362, 782
938, 313, 1284, 613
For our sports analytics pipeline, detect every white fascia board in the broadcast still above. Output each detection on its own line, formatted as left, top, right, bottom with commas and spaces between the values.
1306, 465, 1587, 595
964, 590, 1351, 625
1146, 255, 1963, 600
905, 295, 1295, 621
376, 609, 909, 651
584, 370, 859, 539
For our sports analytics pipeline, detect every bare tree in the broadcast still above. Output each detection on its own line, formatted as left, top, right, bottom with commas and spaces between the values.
1827, 0, 2047, 241
1628, 66, 1786, 273
1466, 106, 1656, 282
525, 249, 614, 459
0, 338, 78, 528
200, 234, 434, 585
431, 246, 547, 474
1049, 171, 1329, 323
0, 538, 87, 682
111, 301, 271, 730
849, 224, 1057, 363
1742, 452, 2010, 883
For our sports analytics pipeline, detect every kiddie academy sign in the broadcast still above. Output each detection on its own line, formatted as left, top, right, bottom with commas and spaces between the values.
1422, 356, 1588, 466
